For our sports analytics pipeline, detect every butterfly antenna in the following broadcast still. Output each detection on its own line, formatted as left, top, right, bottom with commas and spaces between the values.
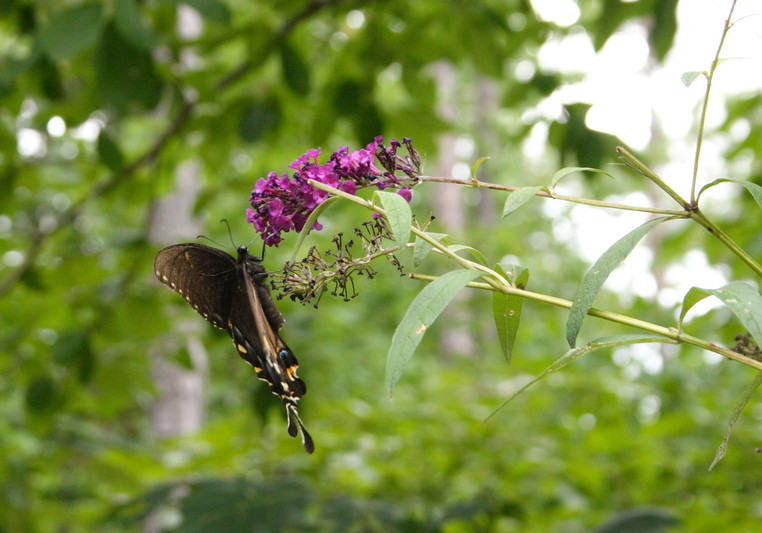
196, 234, 227, 248
219, 219, 236, 248
286, 404, 315, 454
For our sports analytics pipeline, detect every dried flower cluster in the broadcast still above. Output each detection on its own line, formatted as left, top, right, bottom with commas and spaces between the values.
270, 218, 404, 306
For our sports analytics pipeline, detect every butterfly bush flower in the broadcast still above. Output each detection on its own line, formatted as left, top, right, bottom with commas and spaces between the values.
247, 137, 420, 246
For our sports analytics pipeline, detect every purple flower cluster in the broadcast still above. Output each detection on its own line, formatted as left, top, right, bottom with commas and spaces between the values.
247, 137, 419, 246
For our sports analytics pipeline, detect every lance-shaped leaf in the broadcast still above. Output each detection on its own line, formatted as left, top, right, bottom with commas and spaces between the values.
699, 178, 762, 212
486, 334, 671, 422
470, 156, 491, 181
709, 371, 762, 471
413, 232, 448, 266
448, 245, 488, 266
386, 269, 483, 394
376, 190, 412, 248
566, 217, 670, 347
551, 166, 613, 188
280, 40, 311, 96
290, 196, 339, 260
492, 264, 529, 363
502, 186, 545, 217
679, 281, 762, 344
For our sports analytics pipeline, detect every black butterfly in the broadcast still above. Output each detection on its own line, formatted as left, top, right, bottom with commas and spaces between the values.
154, 243, 314, 453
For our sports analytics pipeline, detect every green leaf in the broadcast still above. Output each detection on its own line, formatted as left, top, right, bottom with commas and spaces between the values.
492, 264, 529, 363
448, 245, 488, 266
386, 269, 483, 394
289, 196, 340, 260
180, 0, 231, 24
470, 156, 490, 180
333, 80, 363, 114
649, 0, 677, 61
38, 57, 65, 101
710, 371, 762, 471
146, 478, 313, 533
351, 103, 384, 147
486, 334, 670, 421
413, 232, 448, 267
495, 263, 529, 288
678, 287, 712, 327
51, 330, 88, 363
239, 99, 281, 143
52, 329, 95, 382
587, 333, 671, 349
94, 24, 162, 112
566, 217, 669, 347
551, 166, 614, 188
681, 70, 705, 87
114, 0, 159, 51
97, 131, 124, 172
502, 186, 544, 217
38, 3, 104, 61
698, 178, 762, 211
280, 41, 310, 96
376, 190, 412, 249
592, 507, 680, 533
679, 282, 762, 344
25, 375, 58, 414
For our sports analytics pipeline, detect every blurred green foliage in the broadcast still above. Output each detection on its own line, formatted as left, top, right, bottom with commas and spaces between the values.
1, 1, 761, 532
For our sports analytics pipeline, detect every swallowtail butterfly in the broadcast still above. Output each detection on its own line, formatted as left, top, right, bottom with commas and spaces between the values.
154, 243, 314, 453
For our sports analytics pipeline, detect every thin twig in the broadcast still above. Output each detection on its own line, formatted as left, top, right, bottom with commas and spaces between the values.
691, 0, 738, 204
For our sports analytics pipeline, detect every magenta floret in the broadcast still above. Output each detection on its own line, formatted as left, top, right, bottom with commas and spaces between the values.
248, 137, 419, 246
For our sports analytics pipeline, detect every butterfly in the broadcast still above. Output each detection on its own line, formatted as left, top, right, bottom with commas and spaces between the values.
154, 243, 314, 453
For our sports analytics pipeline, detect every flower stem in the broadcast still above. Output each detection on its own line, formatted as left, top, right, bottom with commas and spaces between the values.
419, 175, 686, 216
689, 210, 762, 277
410, 273, 762, 372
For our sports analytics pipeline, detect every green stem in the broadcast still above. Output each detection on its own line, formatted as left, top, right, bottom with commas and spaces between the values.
616, 147, 691, 209
307, 179, 507, 286
691, 0, 738, 204
419, 175, 686, 216
615, 147, 762, 277
411, 273, 762, 372
309, 178, 762, 369
689, 210, 762, 277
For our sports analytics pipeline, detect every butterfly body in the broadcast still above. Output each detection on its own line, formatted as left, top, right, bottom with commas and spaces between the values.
154, 243, 314, 453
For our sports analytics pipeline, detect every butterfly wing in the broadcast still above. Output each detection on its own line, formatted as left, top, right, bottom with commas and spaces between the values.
154, 243, 239, 330
154, 243, 313, 453
235, 249, 313, 453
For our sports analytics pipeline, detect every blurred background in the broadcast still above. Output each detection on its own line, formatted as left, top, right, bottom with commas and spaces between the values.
2, 1, 762, 531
